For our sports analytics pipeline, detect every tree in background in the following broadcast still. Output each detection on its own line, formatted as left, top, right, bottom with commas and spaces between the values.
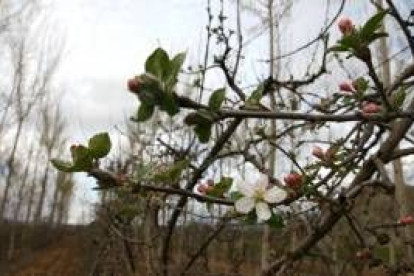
0, 0, 73, 264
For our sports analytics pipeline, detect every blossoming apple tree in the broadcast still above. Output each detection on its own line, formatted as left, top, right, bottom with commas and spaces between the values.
52, 1, 414, 275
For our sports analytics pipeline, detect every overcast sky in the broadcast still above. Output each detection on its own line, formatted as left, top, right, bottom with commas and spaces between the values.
50, 0, 345, 136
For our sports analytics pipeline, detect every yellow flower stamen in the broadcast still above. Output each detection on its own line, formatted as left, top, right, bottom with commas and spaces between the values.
253, 190, 265, 201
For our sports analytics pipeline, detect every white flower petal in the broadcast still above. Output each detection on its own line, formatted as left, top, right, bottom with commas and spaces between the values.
255, 174, 269, 193
255, 202, 271, 221
237, 181, 255, 197
235, 197, 255, 214
264, 187, 287, 203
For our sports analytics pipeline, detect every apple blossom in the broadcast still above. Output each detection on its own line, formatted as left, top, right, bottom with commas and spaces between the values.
338, 17, 354, 35
234, 174, 287, 222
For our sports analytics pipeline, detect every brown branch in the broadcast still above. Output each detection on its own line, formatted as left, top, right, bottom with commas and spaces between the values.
365, 56, 392, 111
385, 63, 414, 96
132, 184, 234, 206
366, 221, 408, 231
219, 109, 414, 122
372, 156, 394, 192
386, 0, 414, 57
262, 206, 346, 276
218, 57, 246, 100
390, 147, 414, 160
161, 118, 242, 276
181, 217, 230, 275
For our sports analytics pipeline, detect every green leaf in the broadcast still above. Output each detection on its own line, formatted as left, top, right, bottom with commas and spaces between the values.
185, 110, 216, 143
70, 145, 93, 171
166, 52, 186, 89
208, 88, 226, 111
170, 52, 186, 75
159, 91, 179, 116
152, 159, 189, 184
366, 32, 388, 44
135, 103, 155, 122
246, 84, 264, 107
353, 77, 369, 93
208, 176, 233, 197
217, 176, 233, 191
268, 214, 285, 229
184, 110, 215, 126
184, 112, 200, 126
145, 48, 170, 79
392, 88, 406, 109
89, 133, 111, 159
230, 191, 243, 200
51, 159, 75, 173
168, 159, 190, 183
338, 33, 360, 49
194, 123, 212, 143
137, 87, 161, 106
328, 45, 351, 53
361, 10, 388, 40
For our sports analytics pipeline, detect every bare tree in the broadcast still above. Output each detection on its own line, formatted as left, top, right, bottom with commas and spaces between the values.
34, 100, 67, 222
0, 9, 64, 220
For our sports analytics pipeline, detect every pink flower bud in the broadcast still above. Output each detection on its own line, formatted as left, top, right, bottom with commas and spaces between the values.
339, 81, 355, 93
398, 215, 414, 225
284, 173, 303, 189
312, 146, 325, 160
362, 103, 380, 114
197, 184, 209, 195
338, 17, 354, 35
127, 78, 140, 93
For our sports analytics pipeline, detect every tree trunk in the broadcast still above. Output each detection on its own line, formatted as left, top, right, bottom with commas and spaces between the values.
13, 144, 34, 221
48, 172, 66, 225
261, 0, 275, 273
376, 0, 414, 262
0, 119, 24, 219
33, 162, 49, 223
25, 163, 39, 223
